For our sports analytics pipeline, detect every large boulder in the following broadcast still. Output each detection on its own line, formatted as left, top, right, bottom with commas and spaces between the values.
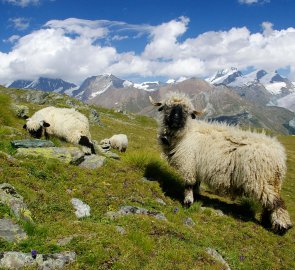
11, 139, 55, 149
16, 147, 84, 164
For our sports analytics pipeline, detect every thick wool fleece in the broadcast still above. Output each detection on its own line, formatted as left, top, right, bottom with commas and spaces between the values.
26, 106, 92, 145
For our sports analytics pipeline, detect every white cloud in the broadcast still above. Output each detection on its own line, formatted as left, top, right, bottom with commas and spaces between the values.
1, 17, 295, 85
9, 17, 30, 30
3, 0, 39, 7
3, 35, 20, 43
238, 0, 269, 5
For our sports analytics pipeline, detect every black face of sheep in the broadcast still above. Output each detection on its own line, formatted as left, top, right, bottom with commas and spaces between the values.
23, 121, 50, 139
164, 104, 187, 130
149, 95, 203, 131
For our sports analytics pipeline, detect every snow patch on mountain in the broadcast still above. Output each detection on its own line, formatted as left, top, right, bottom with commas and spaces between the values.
264, 82, 287, 95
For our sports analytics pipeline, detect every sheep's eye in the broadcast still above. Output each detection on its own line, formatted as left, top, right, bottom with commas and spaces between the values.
158, 106, 164, 112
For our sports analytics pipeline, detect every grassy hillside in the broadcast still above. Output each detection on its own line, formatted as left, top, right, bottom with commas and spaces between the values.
0, 86, 294, 270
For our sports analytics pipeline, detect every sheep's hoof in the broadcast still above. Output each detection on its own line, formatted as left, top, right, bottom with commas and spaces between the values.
184, 198, 193, 208
272, 223, 293, 235
270, 208, 293, 235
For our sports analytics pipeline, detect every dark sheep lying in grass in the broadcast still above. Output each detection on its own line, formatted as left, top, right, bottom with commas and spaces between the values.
150, 92, 292, 234
23, 106, 95, 154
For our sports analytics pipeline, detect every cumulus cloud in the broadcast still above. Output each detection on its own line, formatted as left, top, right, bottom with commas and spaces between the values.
9, 17, 30, 30
3, 0, 39, 7
238, 0, 270, 5
1, 17, 295, 84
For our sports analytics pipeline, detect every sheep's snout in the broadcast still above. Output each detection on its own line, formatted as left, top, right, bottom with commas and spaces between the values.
165, 105, 186, 129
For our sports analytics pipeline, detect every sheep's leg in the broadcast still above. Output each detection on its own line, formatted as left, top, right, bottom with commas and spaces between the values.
184, 184, 194, 207
79, 136, 96, 155
44, 129, 50, 140
261, 195, 292, 235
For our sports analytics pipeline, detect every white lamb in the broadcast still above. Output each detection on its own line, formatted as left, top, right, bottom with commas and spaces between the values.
23, 106, 95, 154
100, 134, 128, 152
150, 92, 292, 234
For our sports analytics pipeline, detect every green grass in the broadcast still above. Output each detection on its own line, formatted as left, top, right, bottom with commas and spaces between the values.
0, 86, 295, 269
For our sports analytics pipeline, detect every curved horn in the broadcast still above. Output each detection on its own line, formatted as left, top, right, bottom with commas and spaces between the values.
149, 96, 162, 106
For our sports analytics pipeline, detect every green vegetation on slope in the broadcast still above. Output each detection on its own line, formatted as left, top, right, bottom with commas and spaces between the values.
0, 86, 294, 270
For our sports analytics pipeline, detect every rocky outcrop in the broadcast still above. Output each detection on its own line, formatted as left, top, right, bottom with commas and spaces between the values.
11, 139, 55, 149
0, 251, 76, 270
0, 219, 27, 243
107, 206, 167, 221
16, 147, 85, 164
0, 183, 33, 223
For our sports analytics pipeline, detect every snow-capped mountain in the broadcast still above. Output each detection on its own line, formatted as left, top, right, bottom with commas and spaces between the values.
8, 77, 78, 94
73, 74, 130, 101
206, 67, 243, 86
207, 68, 294, 96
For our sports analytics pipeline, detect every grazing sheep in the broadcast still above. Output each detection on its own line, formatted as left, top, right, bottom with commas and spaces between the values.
100, 134, 128, 152
23, 106, 95, 154
150, 92, 292, 234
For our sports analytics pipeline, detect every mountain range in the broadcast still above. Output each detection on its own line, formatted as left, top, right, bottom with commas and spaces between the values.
6, 68, 295, 134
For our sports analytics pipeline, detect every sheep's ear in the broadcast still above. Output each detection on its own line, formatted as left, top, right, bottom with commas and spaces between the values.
191, 110, 204, 119
149, 96, 162, 107
40, 121, 50, 127
23, 124, 27, 129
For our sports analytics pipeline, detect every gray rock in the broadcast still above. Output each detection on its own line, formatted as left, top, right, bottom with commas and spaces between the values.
57, 236, 74, 246
11, 104, 29, 119
107, 205, 167, 221
0, 218, 27, 242
205, 248, 231, 270
0, 251, 76, 270
115, 226, 126, 235
89, 109, 101, 125
11, 139, 55, 149
0, 183, 33, 223
103, 151, 120, 160
71, 198, 91, 218
24, 91, 50, 105
16, 147, 85, 164
93, 143, 120, 160
155, 198, 166, 206
78, 155, 106, 169
184, 217, 195, 227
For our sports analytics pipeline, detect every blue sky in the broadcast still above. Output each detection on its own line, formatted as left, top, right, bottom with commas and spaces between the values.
1, 0, 295, 85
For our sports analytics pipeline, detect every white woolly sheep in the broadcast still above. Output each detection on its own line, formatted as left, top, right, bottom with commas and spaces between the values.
150, 93, 292, 234
23, 106, 95, 154
100, 134, 128, 152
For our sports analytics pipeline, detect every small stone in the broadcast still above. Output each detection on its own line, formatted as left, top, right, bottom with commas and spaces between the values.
89, 109, 101, 125
78, 155, 106, 169
184, 217, 195, 227
155, 198, 166, 206
71, 198, 91, 218
205, 248, 231, 270
115, 226, 126, 235
11, 104, 29, 119
104, 151, 120, 160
